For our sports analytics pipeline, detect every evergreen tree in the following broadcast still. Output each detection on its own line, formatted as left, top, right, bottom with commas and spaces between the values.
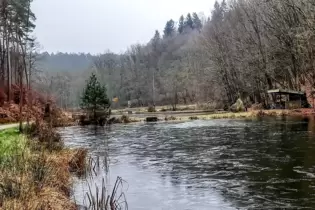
212, 1, 223, 22
163, 19, 175, 37
80, 73, 110, 121
178, 15, 184, 34
221, 0, 227, 15
12, 0, 36, 36
151, 30, 161, 52
153, 30, 161, 41
192, 12, 202, 31
184, 13, 194, 30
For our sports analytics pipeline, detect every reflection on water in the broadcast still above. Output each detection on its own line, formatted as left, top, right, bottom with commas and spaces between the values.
59, 117, 315, 210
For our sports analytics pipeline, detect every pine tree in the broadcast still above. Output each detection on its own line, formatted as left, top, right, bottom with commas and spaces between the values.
212, 1, 223, 22
178, 15, 184, 34
80, 73, 110, 122
184, 13, 194, 30
220, 0, 227, 15
192, 12, 202, 31
163, 19, 175, 37
153, 30, 161, 41
151, 30, 161, 52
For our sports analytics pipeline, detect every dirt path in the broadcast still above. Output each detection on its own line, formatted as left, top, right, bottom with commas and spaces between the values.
0, 122, 30, 131
0, 123, 20, 131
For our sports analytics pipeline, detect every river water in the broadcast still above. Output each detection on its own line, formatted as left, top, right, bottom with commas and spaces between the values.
59, 117, 315, 210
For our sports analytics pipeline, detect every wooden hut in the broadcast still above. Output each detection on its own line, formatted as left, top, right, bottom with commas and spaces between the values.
267, 89, 306, 109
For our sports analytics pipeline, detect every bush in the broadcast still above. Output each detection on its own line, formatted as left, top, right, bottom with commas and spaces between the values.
148, 106, 156, 112
0, 89, 7, 106
189, 116, 199, 120
25, 121, 64, 151
121, 115, 131, 123
250, 103, 263, 110
165, 116, 176, 121
197, 102, 220, 111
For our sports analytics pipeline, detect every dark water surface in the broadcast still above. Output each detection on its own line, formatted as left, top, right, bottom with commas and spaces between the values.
59, 117, 315, 210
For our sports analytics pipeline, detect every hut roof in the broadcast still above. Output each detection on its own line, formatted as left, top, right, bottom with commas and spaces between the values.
267, 89, 305, 95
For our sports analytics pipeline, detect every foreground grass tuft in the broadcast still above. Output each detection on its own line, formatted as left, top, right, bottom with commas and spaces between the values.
0, 122, 88, 210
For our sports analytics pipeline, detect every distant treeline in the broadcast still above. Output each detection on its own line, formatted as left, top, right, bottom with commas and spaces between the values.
35, 0, 315, 109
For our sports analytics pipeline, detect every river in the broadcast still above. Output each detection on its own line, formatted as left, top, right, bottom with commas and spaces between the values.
59, 117, 315, 209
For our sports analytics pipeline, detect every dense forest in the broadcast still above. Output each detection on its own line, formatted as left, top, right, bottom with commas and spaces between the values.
38, 0, 315, 110
0, 0, 36, 104
37, 52, 93, 72
1, 0, 315, 110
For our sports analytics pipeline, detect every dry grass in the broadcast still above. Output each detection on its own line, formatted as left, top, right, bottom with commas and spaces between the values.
165, 116, 177, 121
161, 110, 303, 122
0, 122, 88, 210
0, 148, 87, 209
119, 115, 141, 124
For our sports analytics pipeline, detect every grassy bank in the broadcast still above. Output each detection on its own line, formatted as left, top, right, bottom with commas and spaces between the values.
157, 109, 315, 122
0, 124, 87, 209
0, 128, 28, 164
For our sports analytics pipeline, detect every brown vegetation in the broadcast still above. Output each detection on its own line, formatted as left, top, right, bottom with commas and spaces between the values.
0, 121, 88, 210
165, 116, 177, 121
0, 102, 43, 124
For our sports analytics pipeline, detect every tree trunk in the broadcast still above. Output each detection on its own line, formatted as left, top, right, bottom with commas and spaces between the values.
19, 66, 23, 132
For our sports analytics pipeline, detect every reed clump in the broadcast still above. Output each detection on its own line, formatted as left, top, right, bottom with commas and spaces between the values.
81, 156, 128, 210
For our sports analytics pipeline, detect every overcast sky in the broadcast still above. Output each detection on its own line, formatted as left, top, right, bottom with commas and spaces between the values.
32, 0, 216, 54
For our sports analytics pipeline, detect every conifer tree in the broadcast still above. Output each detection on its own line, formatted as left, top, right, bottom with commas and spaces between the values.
192, 12, 202, 31
178, 15, 184, 34
80, 73, 110, 122
163, 19, 175, 37
184, 13, 194, 30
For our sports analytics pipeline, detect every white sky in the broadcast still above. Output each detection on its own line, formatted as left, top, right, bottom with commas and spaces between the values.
32, 0, 216, 54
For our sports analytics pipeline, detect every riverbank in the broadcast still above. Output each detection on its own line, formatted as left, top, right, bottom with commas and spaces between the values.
176, 109, 315, 120
0, 101, 76, 127
0, 123, 87, 209
111, 108, 315, 123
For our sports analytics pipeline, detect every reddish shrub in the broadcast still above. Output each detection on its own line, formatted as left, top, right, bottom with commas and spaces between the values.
11, 84, 27, 104
0, 88, 7, 106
